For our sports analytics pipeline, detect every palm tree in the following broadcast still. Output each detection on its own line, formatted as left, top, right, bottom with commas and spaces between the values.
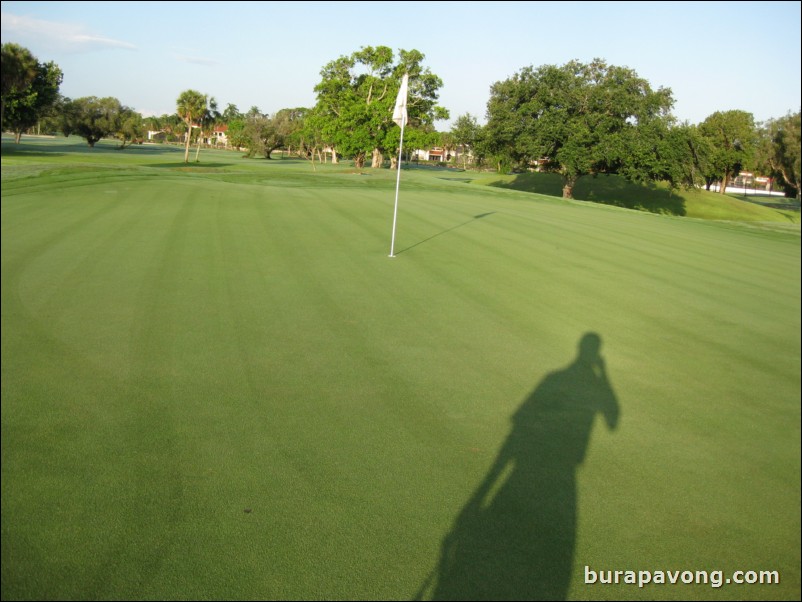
176, 89, 208, 163
194, 96, 219, 162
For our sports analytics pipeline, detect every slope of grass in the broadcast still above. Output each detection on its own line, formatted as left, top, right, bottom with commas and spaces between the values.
2, 138, 800, 600
473, 171, 800, 223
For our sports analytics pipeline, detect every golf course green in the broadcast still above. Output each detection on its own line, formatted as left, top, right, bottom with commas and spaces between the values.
2, 137, 800, 600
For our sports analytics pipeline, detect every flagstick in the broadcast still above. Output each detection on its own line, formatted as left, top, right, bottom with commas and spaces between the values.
388, 118, 405, 258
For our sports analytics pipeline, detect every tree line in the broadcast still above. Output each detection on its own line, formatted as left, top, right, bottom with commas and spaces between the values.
2, 42, 799, 199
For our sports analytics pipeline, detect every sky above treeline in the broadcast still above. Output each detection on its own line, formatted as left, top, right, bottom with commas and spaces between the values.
2, 0, 800, 129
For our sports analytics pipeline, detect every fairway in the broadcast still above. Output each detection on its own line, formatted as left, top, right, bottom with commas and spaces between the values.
2, 138, 800, 600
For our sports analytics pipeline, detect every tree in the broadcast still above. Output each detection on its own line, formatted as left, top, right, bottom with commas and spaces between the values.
36, 93, 68, 135
1, 43, 39, 131
176, 89, 208, 163
484, 58, 675, 198
66, 96, 127, 147
671, 123, 717, 190
273, 107, 308, 158
116, 107, 144, 148
193, 96, 219, 161
471, 125, 494, 170
142, 114, 162, 140
438, 131, 457, 164
754, 111, 800, 199
156, 113, 183, 142
226, 118, 248, 152
397, 126, 438, 168
698, 110, 756, 194
221, 102, 242, 123
299, 107, 328, 169
616, 119, 710, 190
48, 95, 79, 137
451, 113, 481, 168
2, 50, 62, 143
312, 46, 448, 168
279, 107, 310, 157
242, 114, 279, 158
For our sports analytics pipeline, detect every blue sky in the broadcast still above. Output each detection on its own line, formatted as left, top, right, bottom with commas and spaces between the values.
2, 0, 800, 128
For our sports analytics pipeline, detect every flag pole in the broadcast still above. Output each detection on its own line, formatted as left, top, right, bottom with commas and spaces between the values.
389, 73, 409, 258
389, 118, 405, 258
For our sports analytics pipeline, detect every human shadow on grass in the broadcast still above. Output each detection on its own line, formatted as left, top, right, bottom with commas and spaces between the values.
394, 212, 495, 255
418, 332, 620, 601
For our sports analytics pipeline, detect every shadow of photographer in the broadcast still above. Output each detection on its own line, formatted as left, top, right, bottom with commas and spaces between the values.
419, 332, 620, 600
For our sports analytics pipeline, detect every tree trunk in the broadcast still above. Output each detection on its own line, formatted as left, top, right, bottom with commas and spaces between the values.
354, 153, 365, 169
371, 148, 383, 168
183, 124, 191, 163
777, 166, 799, 199
390, 155, 398, 170
194, 133, 202, 162
562, 174, 577, 199
719, 171, 730, 195
15, 131, 22, 144
331, 148, 339, 164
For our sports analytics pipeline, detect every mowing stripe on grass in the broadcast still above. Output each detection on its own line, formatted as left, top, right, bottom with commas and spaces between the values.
2, 141, 799, 600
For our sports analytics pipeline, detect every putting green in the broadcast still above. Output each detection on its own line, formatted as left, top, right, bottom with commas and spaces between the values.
2, 138, 799, 600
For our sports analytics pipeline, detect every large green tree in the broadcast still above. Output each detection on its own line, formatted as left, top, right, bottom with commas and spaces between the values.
1, 46, 62, 144
698, 110, 756, 194
754, 111, 800, 199
1, 43, 39, 131
227, 108, 305, 160
176, 89, 208, 163
484, 58, 675, 198
65, 96, 128, 147
313, 46, 448, 168
234, 111, 281, 159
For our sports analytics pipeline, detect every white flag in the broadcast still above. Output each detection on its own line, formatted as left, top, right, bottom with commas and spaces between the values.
392, 73, 409, 128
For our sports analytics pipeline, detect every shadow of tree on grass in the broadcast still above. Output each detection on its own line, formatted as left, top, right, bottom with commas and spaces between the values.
486, 172, 687, 216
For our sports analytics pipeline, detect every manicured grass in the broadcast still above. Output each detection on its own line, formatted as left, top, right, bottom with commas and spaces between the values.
473, 171, 801, 223
2, 137, 800, 600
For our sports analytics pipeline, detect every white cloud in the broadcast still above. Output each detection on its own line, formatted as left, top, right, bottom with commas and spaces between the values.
0, 12, 136, 52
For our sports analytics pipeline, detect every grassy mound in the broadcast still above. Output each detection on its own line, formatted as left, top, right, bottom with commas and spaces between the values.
471, 171, 800, 223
